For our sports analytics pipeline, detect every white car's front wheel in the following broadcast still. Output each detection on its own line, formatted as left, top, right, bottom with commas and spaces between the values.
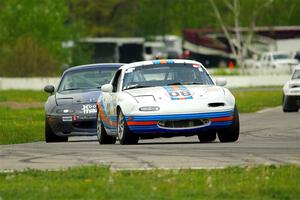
117, 110, 139, 145
217, 106, 240, 143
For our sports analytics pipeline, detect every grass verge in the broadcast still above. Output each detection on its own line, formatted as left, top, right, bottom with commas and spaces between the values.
233, 90, 282, 113
0, 107, 44, 144
0, 165, 299, 200
0, 90, 48, 102
0, 90, 46, 144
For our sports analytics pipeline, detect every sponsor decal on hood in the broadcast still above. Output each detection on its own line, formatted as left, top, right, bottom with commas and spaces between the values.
81, 104, 97, 114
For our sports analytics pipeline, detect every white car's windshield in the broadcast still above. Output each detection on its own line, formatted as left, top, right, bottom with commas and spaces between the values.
123, 63, 214, 90
292, 70, 300, 79
273, 54, 289, 60
58, 68, 116, 92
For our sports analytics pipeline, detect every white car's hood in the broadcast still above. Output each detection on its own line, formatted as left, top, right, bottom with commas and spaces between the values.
287, 79, 300, 87
121, 85, 235, 115
124, 85, 225, 102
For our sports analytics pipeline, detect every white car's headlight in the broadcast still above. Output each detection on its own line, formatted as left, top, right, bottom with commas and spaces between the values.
139, 106, 160, 111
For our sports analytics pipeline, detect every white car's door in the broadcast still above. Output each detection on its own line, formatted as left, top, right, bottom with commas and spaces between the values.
100, 88, 115, 132
101, 70, 122, 133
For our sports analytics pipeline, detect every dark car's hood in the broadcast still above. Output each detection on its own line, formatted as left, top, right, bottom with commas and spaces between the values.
55, 89, 101, 105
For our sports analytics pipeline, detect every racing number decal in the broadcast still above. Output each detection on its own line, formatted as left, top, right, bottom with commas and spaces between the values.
163, 86, 193, 100
180, 90, 192, 96
168, 90, 192, 97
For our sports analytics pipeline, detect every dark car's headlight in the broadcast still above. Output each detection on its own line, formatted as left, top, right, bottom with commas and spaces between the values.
56, 109, 75, 114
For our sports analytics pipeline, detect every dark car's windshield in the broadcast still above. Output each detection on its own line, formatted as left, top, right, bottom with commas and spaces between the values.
58, 67, 117, 92
123, 63, 213, 90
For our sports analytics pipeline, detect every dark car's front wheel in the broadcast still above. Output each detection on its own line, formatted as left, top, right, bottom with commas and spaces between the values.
117, 110, 139, 145
96, 112, 116, 144
217, 106, 240, 143
45, 119, 68, 143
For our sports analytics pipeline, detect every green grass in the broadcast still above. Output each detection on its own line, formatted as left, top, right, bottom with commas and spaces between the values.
0, 107, 44, 144
210, 68, 240, 76
0, 89, 282, 145
233, 90, 282, 113
0, 90, 47, 144
0, 165, 299, 199
0, 90, 48, 102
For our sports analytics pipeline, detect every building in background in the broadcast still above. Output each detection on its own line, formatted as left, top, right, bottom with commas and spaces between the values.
80, 37, 145, 63
183, 26, 300, 67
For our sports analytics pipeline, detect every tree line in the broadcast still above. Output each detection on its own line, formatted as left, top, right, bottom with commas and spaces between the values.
0, 0, 299, 76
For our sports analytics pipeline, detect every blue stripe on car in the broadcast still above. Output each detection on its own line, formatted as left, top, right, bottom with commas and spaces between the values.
125, 111, 232, 121
125, 110, 233, 133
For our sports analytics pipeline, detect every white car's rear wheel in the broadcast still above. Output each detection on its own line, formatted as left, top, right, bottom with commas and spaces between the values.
96, 112, 116, 144
117, 110, 139, 145
217, 106, 240, 143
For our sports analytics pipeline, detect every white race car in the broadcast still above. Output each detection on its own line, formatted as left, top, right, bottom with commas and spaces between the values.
282, 66, 300, 112
96, 59, 239, 144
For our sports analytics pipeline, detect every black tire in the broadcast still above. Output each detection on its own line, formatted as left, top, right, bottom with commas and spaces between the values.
197, 131, 216, 143
117, 110, 139, 145
217, 106, 240, 143
45, 119, 68, 143
96, 112, 116, 144
283, 108, 298, 112
282, 95, 298, 112
283, 106, 298, 112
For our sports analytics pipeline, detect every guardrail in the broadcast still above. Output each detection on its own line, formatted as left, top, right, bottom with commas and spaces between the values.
0, 77, 59, 90
0, 75, 290, 90
214, 75, 289, 88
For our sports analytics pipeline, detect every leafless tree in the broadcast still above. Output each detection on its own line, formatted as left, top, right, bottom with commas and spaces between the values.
209, 0, 274, 68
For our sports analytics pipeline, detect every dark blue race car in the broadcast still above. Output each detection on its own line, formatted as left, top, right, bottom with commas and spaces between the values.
44, 63, 122, 143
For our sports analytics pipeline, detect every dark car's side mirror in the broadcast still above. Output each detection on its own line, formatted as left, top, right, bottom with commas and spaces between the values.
44, 85, 55, 94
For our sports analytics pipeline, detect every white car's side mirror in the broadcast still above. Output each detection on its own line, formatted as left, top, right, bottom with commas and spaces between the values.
215, 78, 227, 86
101, 84, 113, 93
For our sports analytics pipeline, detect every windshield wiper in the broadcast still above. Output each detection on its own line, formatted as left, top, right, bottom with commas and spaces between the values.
63, 88, 84, 91
184, 82, 204, 85
63, 87, 96, 91
168, 82, 204, 85
124, 85, 151, 90
167, 82, 183, 85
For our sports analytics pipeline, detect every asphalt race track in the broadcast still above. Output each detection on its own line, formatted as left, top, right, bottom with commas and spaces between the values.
0, 107, 299, 171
